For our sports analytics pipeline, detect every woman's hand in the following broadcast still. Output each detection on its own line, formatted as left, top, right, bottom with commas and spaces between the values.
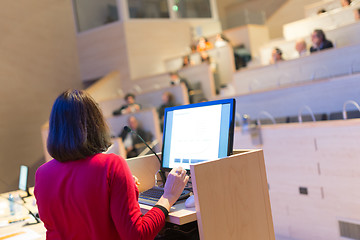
162, 167, 189, 206
133, 175, 140, 187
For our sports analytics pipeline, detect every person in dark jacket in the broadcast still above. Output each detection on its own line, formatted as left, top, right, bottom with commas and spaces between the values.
310, 29, 334, 53
119, 116, 152, 158
113, 93, 141, 116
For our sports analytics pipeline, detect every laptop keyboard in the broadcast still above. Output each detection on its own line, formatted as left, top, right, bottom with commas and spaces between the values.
138, 186, 191, 206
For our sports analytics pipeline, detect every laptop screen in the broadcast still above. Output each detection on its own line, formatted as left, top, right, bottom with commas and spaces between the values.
161, 99, 235, 171
19, 165, 28, 192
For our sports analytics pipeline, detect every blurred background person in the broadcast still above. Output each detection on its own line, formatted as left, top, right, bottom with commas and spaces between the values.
295, 39, 308, 57
113, 93, 141, 116
354, 8, 360, 20
196, 37, 213, 52
119, 116, 152, 158
317, 9, 327, 15
169, 71, 194, 103
341, 0, 351, 7
182, 55, 190, 67
310, 29, 334, 53
158, 92, 176, 129
270, 47, 284, 64
214, 34, 229, 48
200, 51, 211, 63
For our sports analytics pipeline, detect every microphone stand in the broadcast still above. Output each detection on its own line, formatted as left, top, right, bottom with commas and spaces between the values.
124, 126, 167, 185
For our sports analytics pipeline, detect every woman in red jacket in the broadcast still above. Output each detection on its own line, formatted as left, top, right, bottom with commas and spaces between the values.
35, 89, 188, 240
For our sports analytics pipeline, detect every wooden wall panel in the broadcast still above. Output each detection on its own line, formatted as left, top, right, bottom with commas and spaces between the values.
235, 119, 360, 240
0, 1, 82, 193
77, 22, 130, 82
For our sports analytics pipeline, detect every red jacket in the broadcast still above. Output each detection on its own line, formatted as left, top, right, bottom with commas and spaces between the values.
35, 153, 165, 240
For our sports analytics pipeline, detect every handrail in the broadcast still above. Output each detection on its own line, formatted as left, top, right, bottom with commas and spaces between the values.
256, 111, 276, 127
342, 100, 360, 120
298, 105, 316, 123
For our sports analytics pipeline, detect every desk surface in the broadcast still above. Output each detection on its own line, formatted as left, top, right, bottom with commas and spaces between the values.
140, 202, 196, 225
0, 189, 196, 239
0, 190, 46, 240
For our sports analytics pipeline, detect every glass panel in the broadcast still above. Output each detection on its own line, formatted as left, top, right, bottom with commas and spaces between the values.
73, 0, 119, 32
174, 0, 212, 18
128, 0, 170, 18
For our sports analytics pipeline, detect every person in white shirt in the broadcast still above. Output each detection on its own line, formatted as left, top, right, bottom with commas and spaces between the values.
295, 39, 308, 57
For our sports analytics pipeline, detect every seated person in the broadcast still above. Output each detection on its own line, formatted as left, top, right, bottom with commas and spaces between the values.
182, 55, 190, 67
310, 29, 334, 53
317, 9, 327, 14
119, 116, 152, 158
341, 0, 351, 7
158, 92, 176, 129
113, 93, 141, 116
196, 37, 213, 52
200, 51, 211, 63
295, 39, 308, 57
214, 34, 229, 48
169, 72, 194, 103
270, 47, 284, 64
354, 8, 360, 20
233, 44, 252, 69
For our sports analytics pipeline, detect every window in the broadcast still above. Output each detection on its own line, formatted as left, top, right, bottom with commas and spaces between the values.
73, 0, 119, 32
128, 0, 170, 18
174, 0, 212, 18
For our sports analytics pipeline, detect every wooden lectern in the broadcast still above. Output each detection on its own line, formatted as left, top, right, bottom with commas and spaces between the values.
126, 149, 275, 240
191, 149, 275, 240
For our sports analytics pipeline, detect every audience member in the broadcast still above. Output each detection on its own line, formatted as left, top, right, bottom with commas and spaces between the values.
270, 47, 284, 64
233, 44, 252, 69
170, 72, 190, 91
317, 9, 327, 14
200, 51, 211, 63
196, 37, 213, 52
170, 72, 194, 103
113, 93, 141, 116
341, 0, 351, 7
119, 116, 152, 158
354, 8, 360, 20
35, 89, 188, 240
310, 29, 334, 53
295, 39, 308, 57
182, 55, 190, 67
158, 92, 176, 129
214, 34, 229, 48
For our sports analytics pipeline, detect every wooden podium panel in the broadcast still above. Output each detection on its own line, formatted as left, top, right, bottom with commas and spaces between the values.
190, 149, 275, 240
126, 154, 160, 193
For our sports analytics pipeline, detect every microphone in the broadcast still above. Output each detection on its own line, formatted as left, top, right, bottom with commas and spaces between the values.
0, 195, 41, 226
124, 126, 166, 184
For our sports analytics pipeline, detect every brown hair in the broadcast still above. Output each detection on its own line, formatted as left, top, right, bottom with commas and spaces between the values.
47, 89, 111, 162
313, 29, 326, 41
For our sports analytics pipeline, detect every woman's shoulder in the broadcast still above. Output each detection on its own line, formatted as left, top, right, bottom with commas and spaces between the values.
91, 153, 125, 164
94, 153, 128, 171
